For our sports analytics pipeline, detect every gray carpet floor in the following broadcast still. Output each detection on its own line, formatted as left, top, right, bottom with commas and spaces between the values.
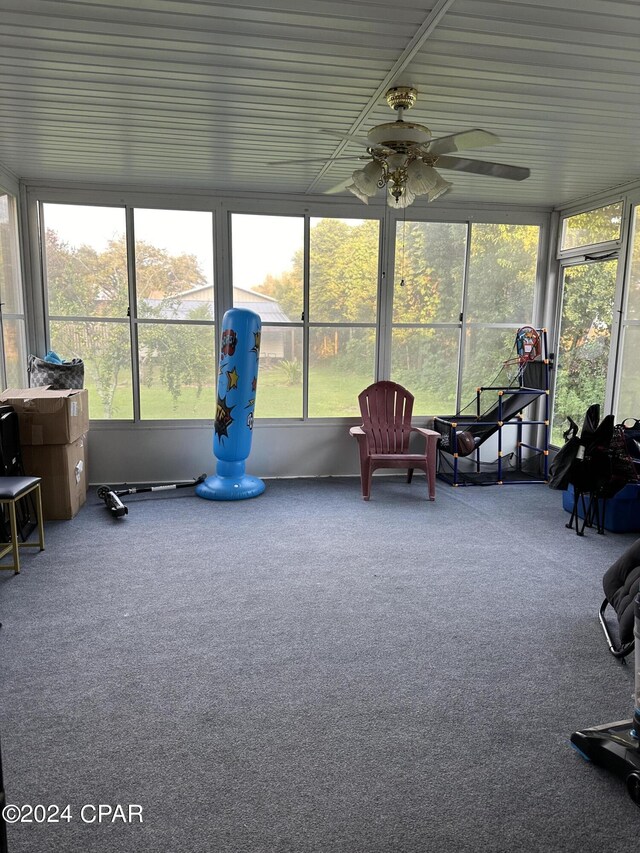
0, 476, 638, 852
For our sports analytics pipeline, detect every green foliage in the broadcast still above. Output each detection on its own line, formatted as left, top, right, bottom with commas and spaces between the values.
561, 203, 622, 251
392, 222, 539, 409
551, 205, 624, 441
255, 217, 541, 416
257, 219, 380, 328
552, 258, 617, 441
393, 221, 466, 323
465, 223, 538, 324
45, 230, 212, 418
45, 213, 557, 422
277, 358, 302, 386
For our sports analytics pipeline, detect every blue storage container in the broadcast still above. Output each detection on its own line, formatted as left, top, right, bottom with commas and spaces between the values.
562, 483, 640, 533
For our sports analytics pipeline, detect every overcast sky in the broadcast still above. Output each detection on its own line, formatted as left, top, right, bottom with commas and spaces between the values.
42, 204, 304, 291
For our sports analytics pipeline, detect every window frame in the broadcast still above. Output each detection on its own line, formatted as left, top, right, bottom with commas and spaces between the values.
0, 185, 29, 389
550, 197, 630, 445
550, 254, 624, 445
39, 200, 220, 423
388, 216, 545, 415
229, 207, 384, 422
611, 199, 640, 419
557, 200, 625, 260
28, 184, 550, 428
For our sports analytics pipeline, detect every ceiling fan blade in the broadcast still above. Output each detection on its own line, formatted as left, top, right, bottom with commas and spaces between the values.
265, 156, 360, 166
323, 179, 351, 195
427, 129, 500, 156
319, 128, 371, 147
436, 155, 530, 181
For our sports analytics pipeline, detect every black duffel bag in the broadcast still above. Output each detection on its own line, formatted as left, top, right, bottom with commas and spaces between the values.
548, 416, 581, 490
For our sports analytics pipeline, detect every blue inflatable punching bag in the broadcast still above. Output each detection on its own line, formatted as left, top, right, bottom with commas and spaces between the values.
196, 308, 265, 501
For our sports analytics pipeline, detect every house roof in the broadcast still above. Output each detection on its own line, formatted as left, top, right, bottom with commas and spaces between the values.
177, 283, 279, 303
144, 289, 291, 323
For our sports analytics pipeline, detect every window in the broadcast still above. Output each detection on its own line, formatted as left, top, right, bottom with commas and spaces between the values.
231, 214, 303, 418
0, 191, 28, 388
40, 201, 543, 425
308, 218, 378, 417
43, 203, 133, 418
551, 259, 618, 444
460, 223, 539, 404
391, 221, 540, 415
560, 202, 623, 252
391, 221, 466, 414
135, 209, 215, 419
552, 200, 628, 445
42, 204, 216, 420
616, 205, 640, 420
231, 214, 380, 418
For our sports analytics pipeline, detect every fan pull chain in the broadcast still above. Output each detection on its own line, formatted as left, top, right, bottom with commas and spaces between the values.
400, 208, 407, 286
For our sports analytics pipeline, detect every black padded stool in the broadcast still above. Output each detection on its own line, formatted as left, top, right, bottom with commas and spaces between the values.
0, 476, 45, 574
600, 537, 640, 659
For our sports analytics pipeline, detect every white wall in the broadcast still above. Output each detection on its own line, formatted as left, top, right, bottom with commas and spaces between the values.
87, 421, 363, 484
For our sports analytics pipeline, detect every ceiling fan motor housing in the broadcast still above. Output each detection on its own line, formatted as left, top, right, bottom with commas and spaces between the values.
385, 86, 418, 111
367, 120, 432, 150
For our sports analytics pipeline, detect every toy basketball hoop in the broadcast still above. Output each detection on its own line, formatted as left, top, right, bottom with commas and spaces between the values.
515, 326, 541, 363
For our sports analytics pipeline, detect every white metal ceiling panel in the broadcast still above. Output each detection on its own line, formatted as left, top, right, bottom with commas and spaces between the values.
0, 0, 638, 207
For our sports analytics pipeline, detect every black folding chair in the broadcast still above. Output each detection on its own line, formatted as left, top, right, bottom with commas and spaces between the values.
0, 405, 37, 542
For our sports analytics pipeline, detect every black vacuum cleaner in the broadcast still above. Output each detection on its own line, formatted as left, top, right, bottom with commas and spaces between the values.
570, 592, 640, 807
97, 474, 206, 518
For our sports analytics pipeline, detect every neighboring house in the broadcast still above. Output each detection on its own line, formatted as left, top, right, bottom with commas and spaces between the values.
144, 283, 295, 362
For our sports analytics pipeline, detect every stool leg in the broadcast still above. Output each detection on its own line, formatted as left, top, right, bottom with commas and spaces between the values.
35, 484, 45, 551
8, 501, 19, 575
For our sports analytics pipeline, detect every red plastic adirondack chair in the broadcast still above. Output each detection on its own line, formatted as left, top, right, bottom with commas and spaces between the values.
349, 381, 439, 501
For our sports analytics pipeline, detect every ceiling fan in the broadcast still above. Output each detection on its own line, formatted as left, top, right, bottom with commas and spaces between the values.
274, 86, 530, 208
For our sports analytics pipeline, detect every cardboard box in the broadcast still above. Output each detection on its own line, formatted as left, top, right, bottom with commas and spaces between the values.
0, 388, 89, 445
22, 434, 88, 520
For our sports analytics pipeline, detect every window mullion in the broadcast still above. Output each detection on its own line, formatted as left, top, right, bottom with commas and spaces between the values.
377, 207, 394, 381
302, 212, 310, 420
609, 200, 635, 417
126, 207, 141, 422
455, 221, 472, 413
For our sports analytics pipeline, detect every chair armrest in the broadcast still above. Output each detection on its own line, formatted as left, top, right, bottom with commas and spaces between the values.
412, 427, 439, 457
349, 426, 366, 437
411, 427, 440, 439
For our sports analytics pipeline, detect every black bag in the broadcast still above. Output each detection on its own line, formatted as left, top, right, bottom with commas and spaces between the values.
548, 417, 580, 490
578, 413, 614, 497
610, 423, 640, 486
619, 418, 640, 476
28, 355, 84, 390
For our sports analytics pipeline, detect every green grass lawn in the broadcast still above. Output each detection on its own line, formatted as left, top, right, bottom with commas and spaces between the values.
85, 364, 463, 421
85, 364, 374, 420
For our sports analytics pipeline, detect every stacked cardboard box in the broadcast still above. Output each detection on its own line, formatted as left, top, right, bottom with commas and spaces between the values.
0, 388, 89, 520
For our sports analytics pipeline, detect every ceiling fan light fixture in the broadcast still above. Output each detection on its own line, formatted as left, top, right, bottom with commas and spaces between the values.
387, 183, 415, 209
428, 174, 453, 202
406, 159, 438, 196
385, 152, 406, 173
346, 182, 370, 204
351, 161, 384, 196
334, 87, 527, 209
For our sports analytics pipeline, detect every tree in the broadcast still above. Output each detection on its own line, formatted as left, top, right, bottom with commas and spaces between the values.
45, 230, 211, 417
552, 204, 623, 441
254, 217, 542, 415
553, 259, 617, 441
